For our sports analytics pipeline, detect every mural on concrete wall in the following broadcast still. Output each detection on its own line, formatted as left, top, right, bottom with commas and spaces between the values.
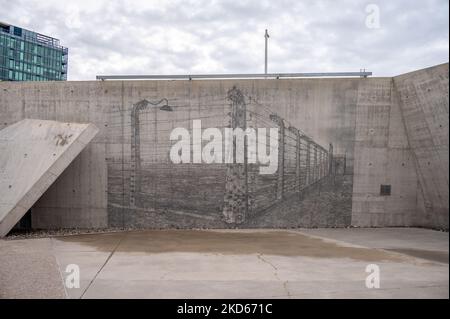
107, 85, 353, 228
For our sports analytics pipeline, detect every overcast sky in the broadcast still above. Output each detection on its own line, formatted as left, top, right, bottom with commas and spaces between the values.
1, 0, 448, 80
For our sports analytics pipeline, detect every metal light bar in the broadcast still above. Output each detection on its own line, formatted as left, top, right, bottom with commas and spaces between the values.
96, 71, 372, 81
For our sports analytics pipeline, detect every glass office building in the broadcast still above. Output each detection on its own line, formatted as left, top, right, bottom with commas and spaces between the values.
0, 22, 68, 81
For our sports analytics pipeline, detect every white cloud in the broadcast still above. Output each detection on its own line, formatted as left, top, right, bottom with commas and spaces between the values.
0, 0, 448, 80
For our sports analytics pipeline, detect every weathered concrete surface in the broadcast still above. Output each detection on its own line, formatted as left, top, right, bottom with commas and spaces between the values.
299, 228, 449, 263
0, 238, 66, 298
0, 63, 447, 230
394, 63, 449, 229
0, 78, 360, 229
0, 119, 99, 236
351, 77, 419, 227
1, 228, 447, 298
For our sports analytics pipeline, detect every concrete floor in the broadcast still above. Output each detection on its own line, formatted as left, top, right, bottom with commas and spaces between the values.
0, 228, 448, 299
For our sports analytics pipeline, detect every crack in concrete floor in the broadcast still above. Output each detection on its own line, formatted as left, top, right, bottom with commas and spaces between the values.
257, 253, 292, 298
2, 228, 448, 298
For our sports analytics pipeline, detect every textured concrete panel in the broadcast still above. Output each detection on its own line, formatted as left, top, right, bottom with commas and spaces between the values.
0, 119, 98, 236
394, 63, 449, 229
351, 77, 420, 227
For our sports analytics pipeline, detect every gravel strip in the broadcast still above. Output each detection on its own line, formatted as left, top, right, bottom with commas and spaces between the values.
4, 227, 139, 240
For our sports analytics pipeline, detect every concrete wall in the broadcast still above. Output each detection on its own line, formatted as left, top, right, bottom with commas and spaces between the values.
0, 63, 447, 230
0, 119, 99, 236
351, 78, 420, 227
0, 81, 117, 228
393, 63, 449, 229
106, 79, 357, 228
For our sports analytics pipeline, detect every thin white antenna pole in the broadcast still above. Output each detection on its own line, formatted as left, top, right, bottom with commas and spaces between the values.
264, 29, 269, 74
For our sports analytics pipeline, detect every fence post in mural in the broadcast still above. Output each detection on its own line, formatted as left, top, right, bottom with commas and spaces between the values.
289, 126, 302, 196
306, 139, 311, 187
130, 100, 147, 208
295, 129, 301, 194
322, 149, 326, 179
318, 148, 322, 180
329, 143, 334, 176
222, 86, 248, 224
313, 144, 318, 183
311, 143, 315, 183
129, 98, 170, 209
320, 148, 324, 180
130, 108, 137, 207
270, 114, 284, 200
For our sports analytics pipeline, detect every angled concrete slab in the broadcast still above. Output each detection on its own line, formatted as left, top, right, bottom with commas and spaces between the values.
0, 119, 99, 237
